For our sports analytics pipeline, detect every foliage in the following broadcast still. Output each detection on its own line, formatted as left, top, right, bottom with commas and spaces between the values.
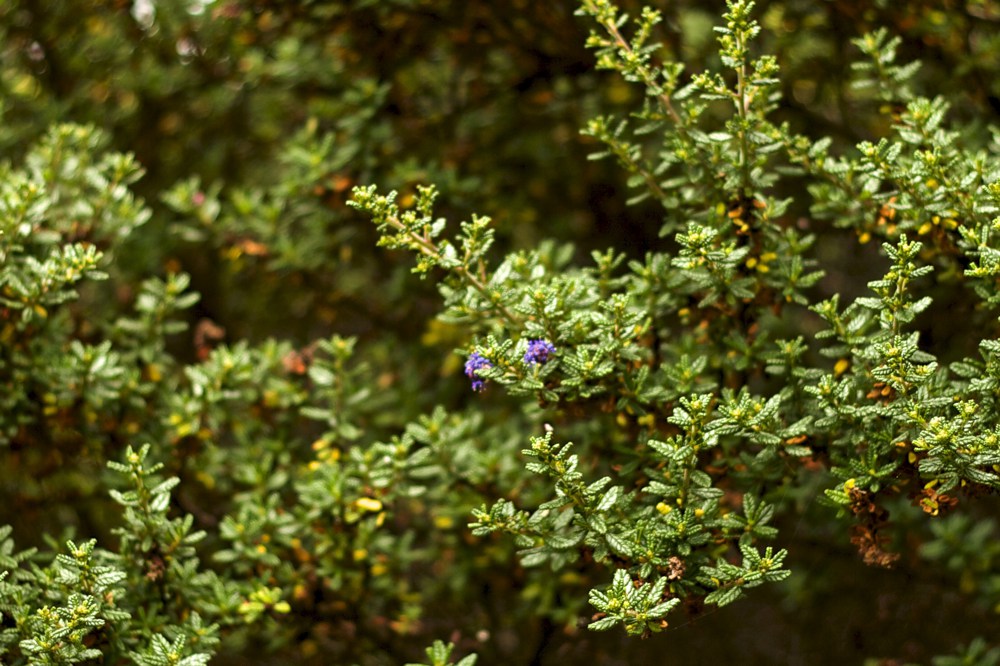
0, 0, 999, 663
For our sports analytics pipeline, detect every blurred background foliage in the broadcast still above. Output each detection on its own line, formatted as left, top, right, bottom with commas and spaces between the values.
1, 0, 1000, 663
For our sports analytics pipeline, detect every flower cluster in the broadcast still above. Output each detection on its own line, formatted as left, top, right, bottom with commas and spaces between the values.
523, 339, 556, 365
464, 352, 493, 392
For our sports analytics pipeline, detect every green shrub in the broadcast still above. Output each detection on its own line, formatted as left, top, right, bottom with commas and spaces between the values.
1, 1, 998, 663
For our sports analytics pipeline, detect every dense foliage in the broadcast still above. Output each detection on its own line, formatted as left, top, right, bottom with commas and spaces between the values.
1, 0, 999, 663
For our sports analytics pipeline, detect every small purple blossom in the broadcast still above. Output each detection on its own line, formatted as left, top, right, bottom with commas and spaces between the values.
464, 351, 493, 392
523, 339, 556, 365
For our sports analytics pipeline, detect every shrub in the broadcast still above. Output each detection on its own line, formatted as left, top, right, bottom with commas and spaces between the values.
0, 1, 998, 664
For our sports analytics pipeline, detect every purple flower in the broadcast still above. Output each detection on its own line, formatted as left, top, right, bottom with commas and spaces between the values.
523, 339, 556, 365
464, 351, 493, 392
